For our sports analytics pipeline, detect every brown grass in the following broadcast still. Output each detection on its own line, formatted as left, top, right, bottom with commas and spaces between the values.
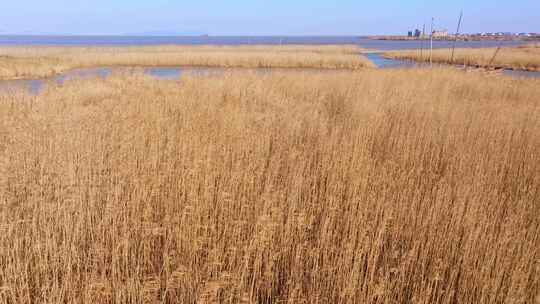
385, 45, 540, 71
0, 69, 539, 303
0, 45, 372, 80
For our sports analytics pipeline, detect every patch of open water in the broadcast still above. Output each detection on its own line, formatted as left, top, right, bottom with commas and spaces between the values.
365, 53, 540, 79
1, 55, 538, 95
0, 67, 205, 95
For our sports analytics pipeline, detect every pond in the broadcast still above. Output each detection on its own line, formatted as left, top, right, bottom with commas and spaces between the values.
0, 67, 214, 95
365, 53, 418, 69
1, 55, 538, 95
366, 52, 540, 79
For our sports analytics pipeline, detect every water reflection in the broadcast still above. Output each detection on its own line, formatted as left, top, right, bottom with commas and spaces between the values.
0, 67, 187, 95
0, 79, 45, 95
365, 53, 417, 69
144, 67, 182, 80
1, 59, 538, 96
502, 69, 540, 79
366, 53, 540, 79
56, 67, 112, 85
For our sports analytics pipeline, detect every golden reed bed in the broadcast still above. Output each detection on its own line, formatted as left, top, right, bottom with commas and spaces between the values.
385, 44, 540, 71
0, 69, 539, 303
0, 45, 373, 80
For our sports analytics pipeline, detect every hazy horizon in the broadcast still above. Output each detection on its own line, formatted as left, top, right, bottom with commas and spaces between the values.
1, 0, 539, 36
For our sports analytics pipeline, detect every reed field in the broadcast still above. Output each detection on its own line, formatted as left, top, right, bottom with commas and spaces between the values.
0, 45, 372, 80
385, 44, 540, 71
0, 68, 539, 303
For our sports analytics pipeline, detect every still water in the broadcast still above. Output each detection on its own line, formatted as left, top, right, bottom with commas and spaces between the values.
365, 53, 418, 68
0, 36, 537, 95
0, 67, 199, 95
366, 52, 540, 79
0, 35, 527, 50
1, 59, 538, 96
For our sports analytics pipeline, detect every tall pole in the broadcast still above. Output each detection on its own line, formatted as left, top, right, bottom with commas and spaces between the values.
489, 42, 503, 67
430, 17, 434, 67
420, 23, 426, 60
450, 11, 464, 63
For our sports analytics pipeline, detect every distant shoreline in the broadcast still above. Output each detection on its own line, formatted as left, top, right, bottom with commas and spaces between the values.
370, 35, 540, 42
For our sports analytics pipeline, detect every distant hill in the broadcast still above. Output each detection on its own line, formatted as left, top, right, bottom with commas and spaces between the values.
123, 30, 208, 36
0, 30, 208, 36
0, 30, 71, 36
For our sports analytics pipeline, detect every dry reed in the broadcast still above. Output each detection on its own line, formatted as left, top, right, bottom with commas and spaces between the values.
0, 69, 539, 303
386, 45, 540, 71
0, 45, 372, 80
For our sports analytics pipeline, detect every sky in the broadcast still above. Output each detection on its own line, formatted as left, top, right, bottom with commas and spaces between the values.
0, 0, 538, 36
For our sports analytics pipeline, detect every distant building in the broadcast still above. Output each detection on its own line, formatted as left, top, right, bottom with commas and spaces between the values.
432, 30, 448, 38
408, 31, 413, 37
414, 29, 422, 38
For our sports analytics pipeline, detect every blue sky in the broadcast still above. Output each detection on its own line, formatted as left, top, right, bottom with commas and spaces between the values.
1, 0, 538, 35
